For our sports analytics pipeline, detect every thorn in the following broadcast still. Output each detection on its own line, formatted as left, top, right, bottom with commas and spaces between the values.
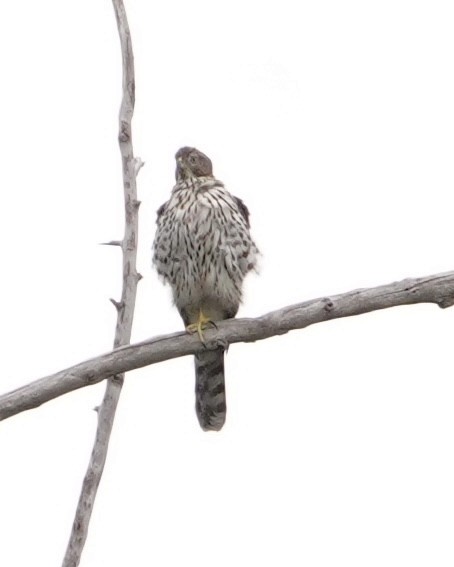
100, 240, 123, 247
110, 298, 124, 311
93, 405, 100, 413
136, 272, 143, 281
133, 199, 141, 209
134, 157, 145, 176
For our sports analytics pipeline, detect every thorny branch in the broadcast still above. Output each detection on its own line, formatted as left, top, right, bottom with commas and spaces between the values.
61, 1, 141, 566
2, 271, 454, 424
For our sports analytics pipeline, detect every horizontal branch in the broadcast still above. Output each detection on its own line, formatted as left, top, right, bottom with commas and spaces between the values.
2, 270, 454, 422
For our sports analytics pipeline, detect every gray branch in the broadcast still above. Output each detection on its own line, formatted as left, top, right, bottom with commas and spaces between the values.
2, 271, 454, 425
61, 1, 140, 566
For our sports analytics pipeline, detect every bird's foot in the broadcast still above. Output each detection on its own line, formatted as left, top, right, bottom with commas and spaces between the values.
186, 311, 217, 345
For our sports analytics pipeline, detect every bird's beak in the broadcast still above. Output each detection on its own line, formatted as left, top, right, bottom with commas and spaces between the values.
177, 157, 186, 171
175, 157, 185, 180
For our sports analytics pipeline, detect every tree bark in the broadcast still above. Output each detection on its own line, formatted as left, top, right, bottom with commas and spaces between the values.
61, 1, 142, 565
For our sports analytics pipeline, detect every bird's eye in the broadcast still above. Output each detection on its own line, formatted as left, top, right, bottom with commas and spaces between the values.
189, 156, 196, 164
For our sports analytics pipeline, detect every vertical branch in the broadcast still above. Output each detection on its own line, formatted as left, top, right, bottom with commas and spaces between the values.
62, 1, 142, 566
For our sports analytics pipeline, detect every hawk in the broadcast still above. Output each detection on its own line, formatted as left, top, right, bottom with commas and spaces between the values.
152, 147, 258, 431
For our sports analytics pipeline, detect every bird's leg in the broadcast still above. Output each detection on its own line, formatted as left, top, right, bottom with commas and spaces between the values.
186, 310, 217, 345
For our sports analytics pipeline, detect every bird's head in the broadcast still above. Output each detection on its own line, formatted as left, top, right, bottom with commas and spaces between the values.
175, 147, 213, 181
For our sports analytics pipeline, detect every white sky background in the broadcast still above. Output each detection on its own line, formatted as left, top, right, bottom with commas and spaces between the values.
1, 0, 453, 565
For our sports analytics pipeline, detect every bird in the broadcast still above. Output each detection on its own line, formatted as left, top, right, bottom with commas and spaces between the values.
152, 147, 259, 431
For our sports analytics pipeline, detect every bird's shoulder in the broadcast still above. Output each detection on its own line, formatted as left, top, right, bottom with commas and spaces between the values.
232, 195, 251, 228
157, 178, 252, 229
202, 180, 252, 228
156, 200, 168, 220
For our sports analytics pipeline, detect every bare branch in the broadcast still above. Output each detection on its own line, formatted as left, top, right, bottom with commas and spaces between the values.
61, 1, 141, 566
100, 240, 123, 247
134, 157, 145, 176
109, 298, 124, 311
2, 270, 454, 425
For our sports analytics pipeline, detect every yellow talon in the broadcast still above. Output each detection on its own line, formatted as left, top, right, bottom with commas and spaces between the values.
186, 310, 216, 344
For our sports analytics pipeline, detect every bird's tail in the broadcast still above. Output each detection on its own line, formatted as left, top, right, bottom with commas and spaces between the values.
194, 347, 226, 431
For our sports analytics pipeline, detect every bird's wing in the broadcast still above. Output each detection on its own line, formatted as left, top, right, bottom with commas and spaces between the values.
233, 196, 251, 228
156, 201, 168, 219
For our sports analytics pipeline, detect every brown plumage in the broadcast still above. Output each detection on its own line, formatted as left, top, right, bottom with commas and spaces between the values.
152, 147, 258, 430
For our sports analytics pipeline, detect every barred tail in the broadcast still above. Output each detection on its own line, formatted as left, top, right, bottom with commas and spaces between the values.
194, 348, 226, 431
